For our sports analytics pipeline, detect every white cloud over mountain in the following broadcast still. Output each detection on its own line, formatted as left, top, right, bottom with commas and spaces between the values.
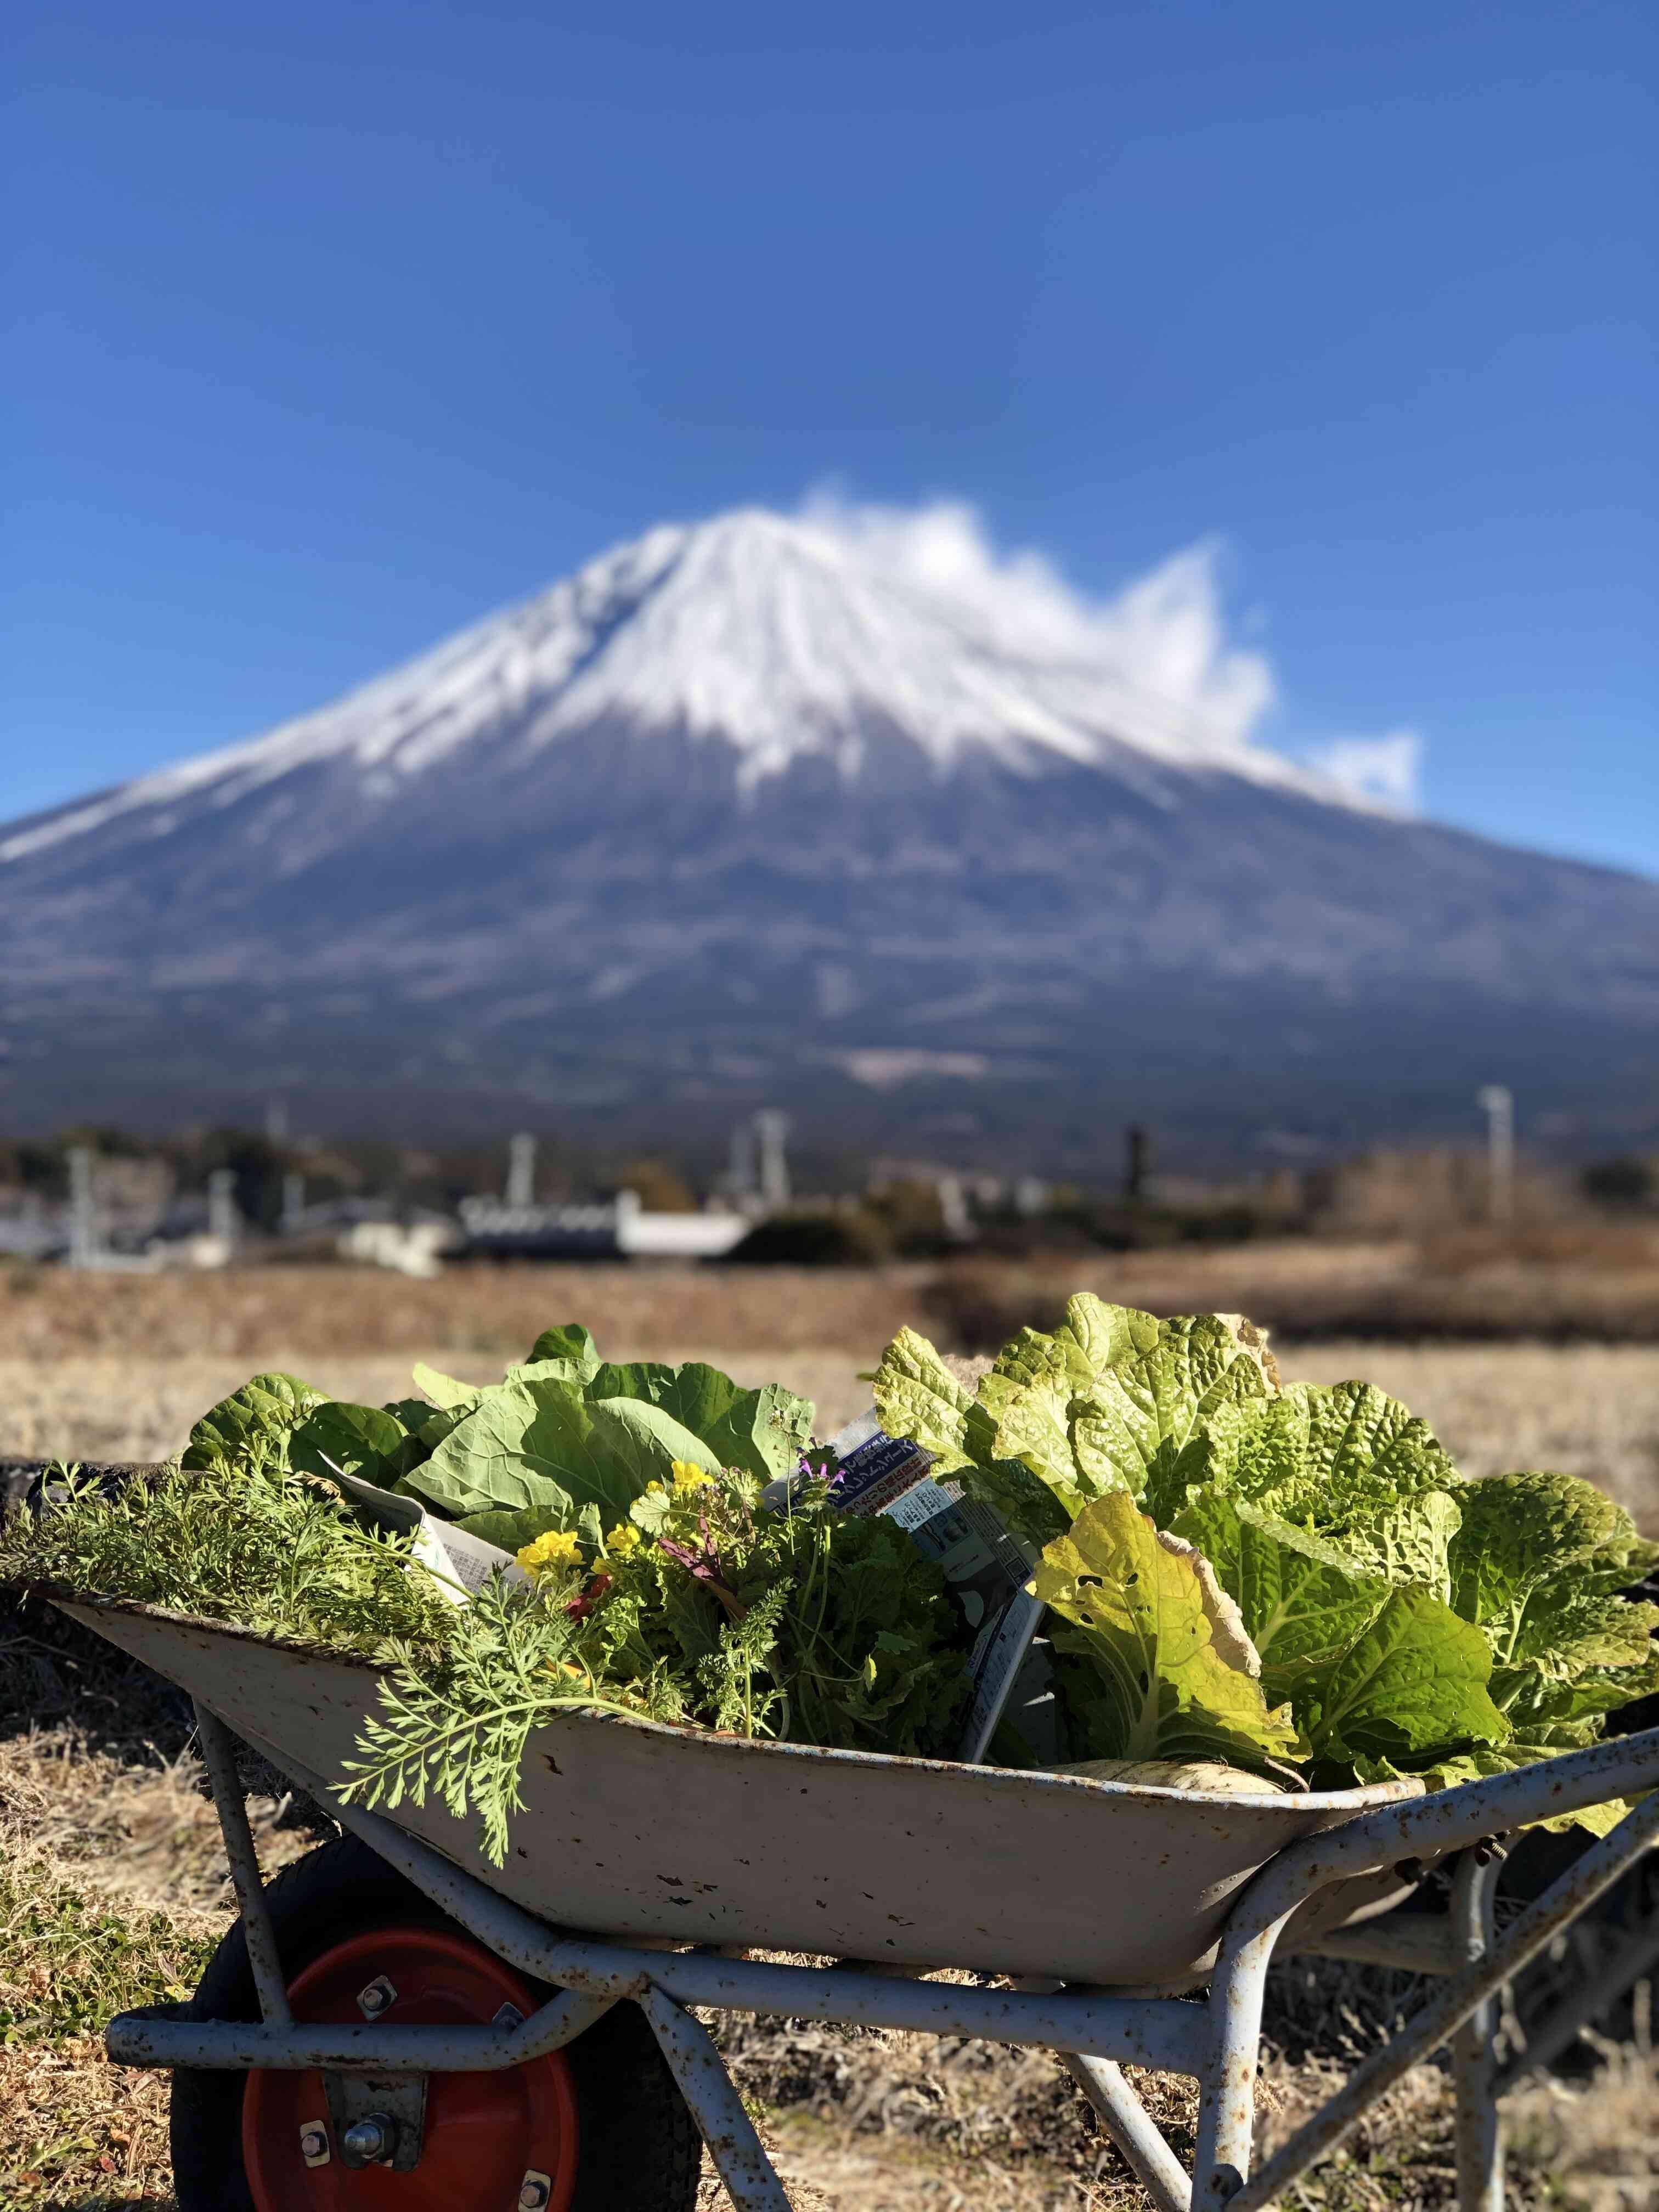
800, 494, 1421, 809
1303, 730, 1424, 812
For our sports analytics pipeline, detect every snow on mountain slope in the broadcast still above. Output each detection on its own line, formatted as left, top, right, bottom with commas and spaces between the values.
2, 502, 1656, 1154
2, 505, 1350, 872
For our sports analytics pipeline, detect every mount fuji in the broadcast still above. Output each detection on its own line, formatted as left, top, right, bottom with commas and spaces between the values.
4, 504, 1656, 1163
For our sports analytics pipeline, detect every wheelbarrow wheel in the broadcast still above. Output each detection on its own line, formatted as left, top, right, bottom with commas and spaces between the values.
170, 1831, 702, 2211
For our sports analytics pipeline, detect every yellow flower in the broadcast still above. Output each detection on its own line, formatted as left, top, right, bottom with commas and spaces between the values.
516, 1528, 583, 1576
645, 1480, 664, 1497
605, 1523, 642, 1556
670, 1460, 715, 1497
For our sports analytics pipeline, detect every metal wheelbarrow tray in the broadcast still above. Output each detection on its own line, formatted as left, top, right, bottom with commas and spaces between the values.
62, 1594, 1659, 2212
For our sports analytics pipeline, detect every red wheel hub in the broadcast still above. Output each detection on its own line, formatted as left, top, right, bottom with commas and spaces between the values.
241, 1925, 579, 2211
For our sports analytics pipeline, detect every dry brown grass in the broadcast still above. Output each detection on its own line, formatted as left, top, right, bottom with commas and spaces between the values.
0, 1263, 935, 1366
7, 1232, 1659, 1376
922, 1236, 1659, 1348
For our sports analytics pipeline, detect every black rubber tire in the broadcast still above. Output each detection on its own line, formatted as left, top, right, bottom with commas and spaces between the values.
170, 1832, 703, 2212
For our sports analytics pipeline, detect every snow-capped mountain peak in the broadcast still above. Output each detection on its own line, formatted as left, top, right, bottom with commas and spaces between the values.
6, 504, 1345, 868
2, 502, 1656, 1155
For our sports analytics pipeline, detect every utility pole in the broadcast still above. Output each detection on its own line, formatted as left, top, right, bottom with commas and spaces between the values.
281, 1172, 306, 1235
66, 1147, 98, 1269
1124, 1124, 1149, 1204
936, 1175, 971, 1239
207, 1167, 240, 1250
729, 1119, 757, 1199
1476, 1086, 1514, 1225
753, 1110, 791, 1211
505, 1132, 537, 1209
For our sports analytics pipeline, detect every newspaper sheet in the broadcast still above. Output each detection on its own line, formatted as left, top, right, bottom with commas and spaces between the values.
326, 1466, 529, 1603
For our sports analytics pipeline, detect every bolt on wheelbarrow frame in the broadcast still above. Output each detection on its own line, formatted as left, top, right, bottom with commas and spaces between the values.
107, 1694, 1659, 2212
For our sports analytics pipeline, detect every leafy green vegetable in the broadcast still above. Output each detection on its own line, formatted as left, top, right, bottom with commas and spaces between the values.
1214, 1382, 1463, 1540
585, 1361, 812, 1484
868, 1325, 981, 1471
290, 1400, 411, 1485
1172, 1489, 1504, 1763
1447, 1471, 1659, 1735
387, 1330, 816, 1548
873, 1301, 1279, 1538
877, 1296, 1654, 1822
1287, 1587, 1505, 1765
1031, 1492, 1300, 1767
523, 1323, 602, 1377
410, 1363, 481, 1413
1173, 1491, 1398, 1702
0, 1460, 456, 1656
399, 1382, 722, 1547
180, 1372, 328, 1473
342, 1460, 970, 1863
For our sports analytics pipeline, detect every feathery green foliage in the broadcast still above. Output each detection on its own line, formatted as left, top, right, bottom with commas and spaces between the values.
0, 1457, 456, 1657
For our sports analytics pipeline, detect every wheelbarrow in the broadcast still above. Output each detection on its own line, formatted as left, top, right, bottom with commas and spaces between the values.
55, 1592, 1659, 2212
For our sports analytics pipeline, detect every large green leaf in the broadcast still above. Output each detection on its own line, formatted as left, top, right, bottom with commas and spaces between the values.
703, 1381, 815, 1483
410, 1363, 482, 1414
1048, 1295, 1160, 1390
1031, 1492, 1300, 1766
1066, 1315, 1278, 1527
586, 1361, 812, 1483
1291, 1585, 1506, 1765
988, 1368, 1089, 1513
1224, 1382, 1461, 1537
585, 1397, 724, 1492
870, 1328, 978, 1472
1446, 1471, 1659, 1734
1176, 1491, 1508, 1763
1451, 1471, 1659, 1647
290, 1401, 409, 1485
523, 1324, 602, 1379
400, 1381, 720, 1533
182, 1372, 328, 1472
1173, 1492, 1392, 1703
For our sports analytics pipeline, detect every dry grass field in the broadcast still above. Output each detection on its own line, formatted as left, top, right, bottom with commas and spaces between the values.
4, 1256, 1658, 2206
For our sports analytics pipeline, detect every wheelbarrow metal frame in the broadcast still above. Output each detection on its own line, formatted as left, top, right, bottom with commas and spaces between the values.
110, 1699, 1659, 2212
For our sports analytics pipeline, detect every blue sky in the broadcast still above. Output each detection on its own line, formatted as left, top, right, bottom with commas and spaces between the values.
5, 1, 1655, 873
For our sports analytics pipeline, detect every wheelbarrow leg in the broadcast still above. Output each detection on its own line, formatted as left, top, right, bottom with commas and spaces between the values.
1063, 2054, 1193, 2212
193, 1700, 292, 2029
636, 1985, 793, 2212
1451, 1848, 1504, 2212
1190, 1916, 1288, 2212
